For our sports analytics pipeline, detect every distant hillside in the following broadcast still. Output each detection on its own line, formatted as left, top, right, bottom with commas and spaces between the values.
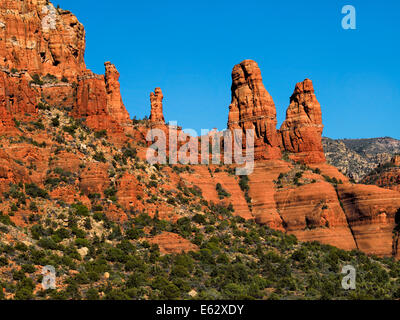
323, 137, 400, 182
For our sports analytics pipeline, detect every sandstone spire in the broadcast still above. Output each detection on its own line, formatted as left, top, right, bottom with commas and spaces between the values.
227, 60, 281, 160
280, 79, 325, 164
104, 62, 130, 125
150, 88, 165, 124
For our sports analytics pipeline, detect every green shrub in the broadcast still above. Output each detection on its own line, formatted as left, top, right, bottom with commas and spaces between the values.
25, 183, 49, 199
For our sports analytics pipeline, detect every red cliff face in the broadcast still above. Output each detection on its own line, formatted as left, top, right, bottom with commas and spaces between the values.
280, 79, 326, 164
227, 60, 282, 160
73, 64, 130, 135
150, 87, 165, 124
0, 0, 131, 135
0, 0, 86, 80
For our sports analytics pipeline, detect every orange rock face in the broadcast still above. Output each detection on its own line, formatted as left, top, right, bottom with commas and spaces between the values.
337, 183, 400, 256
148, 232, 199, 254
104, 62, 131, 126
150, 88, 165, 124
116, 173, 144, 211
0, 0, 86, 80
178, 166, 253, 220
79, 163, 110, 196
275, 181, 357, 250
73, 66, 130, 135
280, 79, 325, 164
0, 0, 131, 136
0, 71, 38, 131
227, 60, 282, 160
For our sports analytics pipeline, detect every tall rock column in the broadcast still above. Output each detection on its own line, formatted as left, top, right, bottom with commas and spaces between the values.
227, 60, 281, 160
73, 63, 131, 134
104, 62, 130, 125
150, 87, 165, 124
280, 79, 326, 164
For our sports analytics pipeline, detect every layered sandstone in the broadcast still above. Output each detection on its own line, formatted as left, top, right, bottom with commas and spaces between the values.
0, 71, 38, 130
0, 0, 86, 80
280, 79, 325, 164
148, 232, 199, 254
178, 166, 253, 220
73, 64, 130, 135
274, 181, 357, 250
248, 160, 357, 250
227, 60, 281, 160
0, 0, 131, 136
79, 163, 110, 196
337, 183, 400, 256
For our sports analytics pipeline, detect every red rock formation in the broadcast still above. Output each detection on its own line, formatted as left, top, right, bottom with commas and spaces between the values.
104, 62, 130, 126
40, 84, 75, 109
360, 157, 400, 192
392, 156, 400, 167
0, 0, 130, 135
79, 163, 110, 196
280, 79, 325, 164
49, 151, 83, 173
116, 173, 144, 211
150, 88, 165, 124
337, 183, 400, 257
227, 60, 281, 160
178, 166, 254, 220
0, 71, 38, 129
275, 181, 357, 250
248, 160, 359, 251
50, 186, 91, 207
74, 67, 129, 135
0, 0, 86, 80
0, 101, 14, 132
148, 232, 199, 254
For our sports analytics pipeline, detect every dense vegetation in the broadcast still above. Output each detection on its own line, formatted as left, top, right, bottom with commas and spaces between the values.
2, 203, 400, 300
1, 108, 400, 300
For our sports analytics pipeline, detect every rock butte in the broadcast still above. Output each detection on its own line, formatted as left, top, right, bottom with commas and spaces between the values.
0, 0, 400, 258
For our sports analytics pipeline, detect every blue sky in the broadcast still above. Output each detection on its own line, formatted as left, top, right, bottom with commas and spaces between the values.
55, 0, 400, 139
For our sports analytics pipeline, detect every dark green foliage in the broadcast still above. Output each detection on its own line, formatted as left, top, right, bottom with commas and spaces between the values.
25, 183, 49, 199
216, 183, 230, 199
94, 130, 107, 139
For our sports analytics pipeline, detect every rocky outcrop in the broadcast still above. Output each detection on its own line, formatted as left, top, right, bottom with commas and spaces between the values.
178, 166, 253, 220
227, 60, 282, 160
0, 71, 38, 131
0, 0, 131, 136
148, 232, 199, 254
0, 0, 86, 80
248, 160, 357, 250
360, 156, 400, 192
104, 62, 130, 125
116, 173, 144, 211
150, 87, 165, 124
392, 156, 400, 167
323, 137, 400, 182
73, 65, 130, 134
227, 61, 326, 164
246, 159, 400, 256
79, 163, 110, 196
280, 79, 325, 164
337, 183, 400, 257
275, 181, 357, 251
